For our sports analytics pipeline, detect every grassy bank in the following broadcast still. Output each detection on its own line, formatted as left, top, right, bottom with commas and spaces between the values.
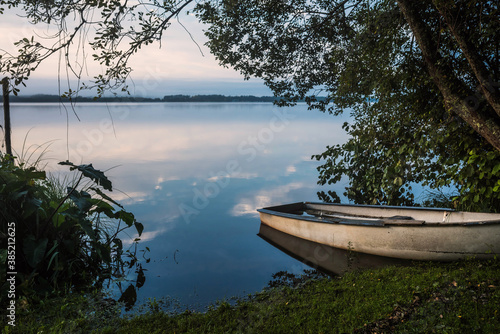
3, 258, 500, 333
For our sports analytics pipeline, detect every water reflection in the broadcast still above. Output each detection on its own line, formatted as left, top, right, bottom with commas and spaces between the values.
258, 223, 411, 276
10, 102, 350, 310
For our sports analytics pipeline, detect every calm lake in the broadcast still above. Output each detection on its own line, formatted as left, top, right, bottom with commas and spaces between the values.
10, 102, 349, 310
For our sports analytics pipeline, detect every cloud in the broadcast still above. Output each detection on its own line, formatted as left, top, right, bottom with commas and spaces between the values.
285, 165, 297, 175
122, 225, 172, 246
0, 7, 272, 97
231, 182, 306, 217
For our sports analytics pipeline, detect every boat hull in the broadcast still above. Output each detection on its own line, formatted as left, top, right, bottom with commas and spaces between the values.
258, 223, 410, 275
258, 202, 500, 261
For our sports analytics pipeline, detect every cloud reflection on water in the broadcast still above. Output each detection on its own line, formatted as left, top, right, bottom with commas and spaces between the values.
231, 182, 307, 217
10, 102, 349, 310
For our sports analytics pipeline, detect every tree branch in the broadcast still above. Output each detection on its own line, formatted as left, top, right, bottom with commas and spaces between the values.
432, 0, 500, 118
396, 0, 500, 151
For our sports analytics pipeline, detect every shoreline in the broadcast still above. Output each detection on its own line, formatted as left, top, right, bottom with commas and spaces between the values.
5, 258, 500, 333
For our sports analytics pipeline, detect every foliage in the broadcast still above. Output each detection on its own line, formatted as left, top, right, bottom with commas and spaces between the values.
4, 259, 500, 333
312, 99, 500, 211
0, 0, 195, 97
196, 0, 500, 211
0, 154, 146, 301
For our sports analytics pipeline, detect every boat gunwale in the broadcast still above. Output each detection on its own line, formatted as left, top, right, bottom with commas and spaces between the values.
257, 202, 500, 227
304, 201, 456, 212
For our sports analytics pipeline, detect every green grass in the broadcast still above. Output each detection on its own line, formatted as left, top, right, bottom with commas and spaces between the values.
3, 258, 500, 333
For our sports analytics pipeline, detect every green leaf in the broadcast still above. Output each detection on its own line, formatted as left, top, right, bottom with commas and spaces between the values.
467, 154, 479, 164
134, 222, 144, 237
136, 266, 146, 288
118, 284, 137, 311
52, 204, 67, 227
91, 201, 116, 218
113, 238, 123, 250
492, 164, 500, 175
79, 219, 96, 240
23, 236, 48, 268
22, 197, 43, 218
59, 161, 113, 191
393, 177, 403, 186
115, 210, 135, 227
68, 188, 93, 213
91, 187, 124, 208
96, 243, 112, 263
47, 251, 60, 271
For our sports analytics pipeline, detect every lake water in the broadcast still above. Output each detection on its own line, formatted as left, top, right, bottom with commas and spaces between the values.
9, 102, 349, 311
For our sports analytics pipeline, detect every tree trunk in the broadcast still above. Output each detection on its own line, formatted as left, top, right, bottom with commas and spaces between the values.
396, 0, 500, 152
432, 0, 500, 119
2, 77, 12, 156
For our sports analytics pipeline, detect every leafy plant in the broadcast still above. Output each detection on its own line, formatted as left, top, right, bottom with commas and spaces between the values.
312, 101, 500, 211
0, 154, 147, 303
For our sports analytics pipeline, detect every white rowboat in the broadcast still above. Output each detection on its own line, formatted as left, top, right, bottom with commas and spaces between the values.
257, 202, 500, 261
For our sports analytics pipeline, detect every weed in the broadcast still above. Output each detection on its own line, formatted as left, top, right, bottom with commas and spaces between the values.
0, 154, 147, 307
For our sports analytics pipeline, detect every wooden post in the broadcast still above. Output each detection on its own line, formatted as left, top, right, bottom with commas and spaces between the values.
2, 77, 12, 156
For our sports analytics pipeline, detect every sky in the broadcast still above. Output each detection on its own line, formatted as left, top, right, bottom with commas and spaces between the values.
0, 4, 272, 97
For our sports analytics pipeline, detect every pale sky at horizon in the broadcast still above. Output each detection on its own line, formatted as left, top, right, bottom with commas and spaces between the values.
0, 4, 272, 97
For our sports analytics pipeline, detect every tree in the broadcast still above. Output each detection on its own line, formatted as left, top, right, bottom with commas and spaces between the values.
397, 0, 500, 151
195, 0, 500, 211
0, 0, 195, 97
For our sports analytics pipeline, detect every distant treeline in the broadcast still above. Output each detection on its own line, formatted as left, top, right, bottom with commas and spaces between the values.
9, 94, 282, 103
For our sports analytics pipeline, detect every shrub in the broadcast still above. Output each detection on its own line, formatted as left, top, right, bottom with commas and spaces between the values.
0, 154, 146, 302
